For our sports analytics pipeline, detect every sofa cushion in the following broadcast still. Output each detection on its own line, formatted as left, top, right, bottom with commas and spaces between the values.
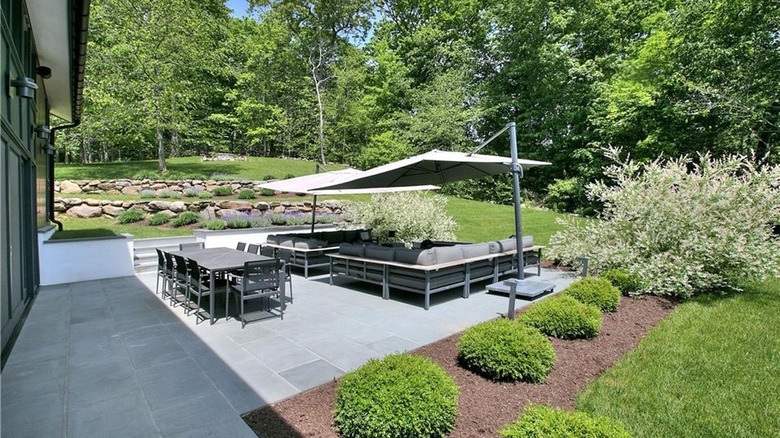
365, 245, 395, 261
343, 230, 360, 243
279, 238, 295, 247
460, 243, 490, 259
293, 238, 326, 249
395, 248, 437, 265
434, 245, 464, 264
321, 230, 344, 245
522, 236, 534, 248
339, 243, 365, 257
266, 235, 280, 245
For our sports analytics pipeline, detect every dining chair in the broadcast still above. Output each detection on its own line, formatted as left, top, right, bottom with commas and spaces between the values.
171, 254, 190, 308
179, 242, 205, 251
185, 258, 226, 322
161, 251, 176, 302
276, 248, 294, 304
229, 259, 285, 328
154, 249, 170, 296
247, 243, 260, 255
236, 242, 247, 251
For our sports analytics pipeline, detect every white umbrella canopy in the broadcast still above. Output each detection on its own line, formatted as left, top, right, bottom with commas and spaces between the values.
313, 150, 550, 190
258, 169, 439, 195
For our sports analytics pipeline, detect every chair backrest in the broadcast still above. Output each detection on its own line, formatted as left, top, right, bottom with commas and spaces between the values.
247, 243, 260, 255
185, 258, 203, 283
277, 248, 294, 263
241, 259, 281, 292
155, 248, 165, 269
179, 242, 204, 251
236, 242, 247, 251
172, 254, 189, 278
163, 251, 175, 271
259, 245, 275, 257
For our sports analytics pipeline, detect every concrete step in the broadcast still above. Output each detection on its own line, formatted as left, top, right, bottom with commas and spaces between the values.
133, 236, 198, 273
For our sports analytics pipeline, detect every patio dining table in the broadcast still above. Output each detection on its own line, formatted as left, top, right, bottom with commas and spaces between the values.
170, 247, 272, 324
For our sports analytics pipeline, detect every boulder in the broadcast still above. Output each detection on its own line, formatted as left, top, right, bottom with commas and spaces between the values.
115, 179, 132, 187
54, 201, 66, 213
148, 201, 172, 211
199, 206, 217, 221
60, 180, 82, 194
169, 201, 187, 213
216, 208, 239, 219
111, 200, 123, 207
84, 199, 101, 207
122, 201, 135, 208
217, 200, 252, 211
97, 182, 116, 191
157, 209, 178, 218
121, 185, 140, 195
63, 198, 83, 206
106, 189, 122, 196
272, 205, 286, 213
67, 205, 103, 218
254, 202, 269, 211
150, 182, 167, 190
102, 205, 125, 217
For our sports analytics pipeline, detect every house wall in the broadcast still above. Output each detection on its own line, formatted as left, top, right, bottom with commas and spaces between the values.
1, 0, 48, 359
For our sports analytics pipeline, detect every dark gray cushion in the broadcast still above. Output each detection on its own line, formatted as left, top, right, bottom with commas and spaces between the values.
461, 243, 490, 259
339, 243, 365, 257
321, 230, 344, 244
294, 238, 326, 249
395, 248, 423, 264
279, 238, 295, 247
343, 230, 359, 243
365, 245, 395, 261
522, 236, 534, 248
434, 245, 464, 264
266, 235, 280, 244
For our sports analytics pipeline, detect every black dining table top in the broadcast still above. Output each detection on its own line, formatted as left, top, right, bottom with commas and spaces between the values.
170, 247, 271, 271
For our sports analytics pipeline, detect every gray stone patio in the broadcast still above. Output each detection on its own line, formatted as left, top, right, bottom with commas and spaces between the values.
1, 268, 576, 437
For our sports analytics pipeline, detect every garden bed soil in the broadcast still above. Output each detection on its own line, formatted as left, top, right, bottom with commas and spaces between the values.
244, 295, 674, 437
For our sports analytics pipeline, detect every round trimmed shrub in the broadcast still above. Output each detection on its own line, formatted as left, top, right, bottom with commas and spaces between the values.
458, 319, 556, 382
238, 189, 255, 199
198, 191, 213, 199
563, 277, 621, 312
171, 211, 200, 227
116, 209, 145, 224
519, 295, 602, 339
250, 215, 271, 228
147, 212, 171, 226
600, 269, 644, 296
335, 353, 459, 438
259, 188, 275, 196
211, 186, 233, 196
500, 405, 631, 438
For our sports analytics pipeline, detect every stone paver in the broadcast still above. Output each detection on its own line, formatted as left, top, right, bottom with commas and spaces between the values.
1, 266, 576, 437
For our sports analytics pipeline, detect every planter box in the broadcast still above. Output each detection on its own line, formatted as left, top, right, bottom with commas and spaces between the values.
39, 233, 135, 285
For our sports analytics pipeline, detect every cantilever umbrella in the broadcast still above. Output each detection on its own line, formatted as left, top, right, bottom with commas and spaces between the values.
312, 124, 551, 279
258, 169, 439, 232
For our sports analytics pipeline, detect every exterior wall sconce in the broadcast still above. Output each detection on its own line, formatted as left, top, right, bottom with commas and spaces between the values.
41, 143, 55, 155
10, 76, 38, 99
35, 125, 51, 140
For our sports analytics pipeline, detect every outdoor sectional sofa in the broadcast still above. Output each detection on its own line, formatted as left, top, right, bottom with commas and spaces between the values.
327, 237, 543, 309
263, 229, 373, 277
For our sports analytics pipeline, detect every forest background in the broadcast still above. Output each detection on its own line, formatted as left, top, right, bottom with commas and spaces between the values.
58, 0, 779, 213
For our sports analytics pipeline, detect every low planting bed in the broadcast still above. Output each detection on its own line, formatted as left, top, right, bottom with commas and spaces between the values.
243, 295, 673, 437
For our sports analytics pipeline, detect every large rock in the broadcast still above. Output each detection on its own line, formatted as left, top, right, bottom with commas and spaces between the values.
102, 205, 125, 217
60, 180, 82, 194
97, 182, 116, 191
84, 199, 101, 206
272, 205, 286, 213
150, 182, 168, 190
67, 205, 103, 218
63, 198, 83, 206
121, 185, 140, 195
169, 201, 187, 213
199, 206, 217, 221
216, 208, 239, 219
217, 200, 252, 211
148, 201, 172, 211
254, 202, 270, 211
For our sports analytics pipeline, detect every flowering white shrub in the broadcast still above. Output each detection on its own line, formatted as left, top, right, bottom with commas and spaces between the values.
343, 192, 457, 244
549, 149, 780, 298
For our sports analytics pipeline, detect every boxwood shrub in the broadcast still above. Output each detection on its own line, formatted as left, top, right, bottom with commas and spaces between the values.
600, 269, 644, 296
211, 186, 233, 196
116, 209, 145, 224
335, 353, 459, 438
564, 277, 621, 312
519, 295, 602, 339
238, 189, 256, 199
171, 211, 200, 227
458, 319, 556, 382
500, 405, 631, 438
201, 219, 227, 230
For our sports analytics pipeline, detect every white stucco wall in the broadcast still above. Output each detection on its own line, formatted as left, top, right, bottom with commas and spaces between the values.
39, 234, 135, 285
193, 225, 339, 249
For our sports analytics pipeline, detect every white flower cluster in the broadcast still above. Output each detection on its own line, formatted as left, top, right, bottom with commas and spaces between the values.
549, 149, 780, 298
343, 192, 457, 244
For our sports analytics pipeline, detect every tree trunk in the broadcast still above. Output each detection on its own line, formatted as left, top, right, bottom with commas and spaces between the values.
313, 68, 326, 165
157, 127, 167, 172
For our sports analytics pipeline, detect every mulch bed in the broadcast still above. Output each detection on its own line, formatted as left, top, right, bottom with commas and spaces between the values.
244, 295, 675, 437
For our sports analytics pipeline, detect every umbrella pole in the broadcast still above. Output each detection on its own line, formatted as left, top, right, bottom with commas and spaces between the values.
311, 195, 318, 234
509, 122, 525, 280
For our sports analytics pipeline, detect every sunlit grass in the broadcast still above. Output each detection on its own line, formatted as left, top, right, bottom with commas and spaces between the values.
53, 216, 193, 239
577, 278, 780, 437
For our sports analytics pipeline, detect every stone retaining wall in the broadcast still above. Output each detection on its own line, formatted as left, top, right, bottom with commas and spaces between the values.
54, 179, 345, 220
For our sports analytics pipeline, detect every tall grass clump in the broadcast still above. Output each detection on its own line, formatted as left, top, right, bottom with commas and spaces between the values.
343, 192, 457, 244
238, 189, 256, 199
500, 405, 631, 438
211, 186, 233, 196
549, 149, 780, 298
171, 211, 199, 227
116, 208, 145, 224
147, 212, 171, 226
250, 215, 271, 228
224, 212, 251, 229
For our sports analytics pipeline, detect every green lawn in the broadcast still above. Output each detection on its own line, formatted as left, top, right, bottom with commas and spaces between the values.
55, 156, 345, 180
577, 278, 780, 437
53, 216, 194, 239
